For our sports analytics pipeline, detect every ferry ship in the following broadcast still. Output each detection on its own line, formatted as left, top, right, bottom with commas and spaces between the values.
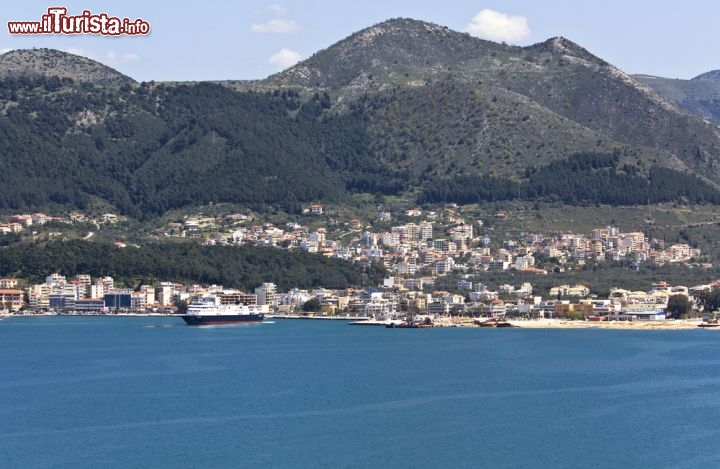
182, 295, 267, 325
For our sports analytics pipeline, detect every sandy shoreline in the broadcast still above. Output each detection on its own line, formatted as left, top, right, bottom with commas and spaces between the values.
350, 317, 714, 330
504, 318, 710, 330
3, 314, 715, 330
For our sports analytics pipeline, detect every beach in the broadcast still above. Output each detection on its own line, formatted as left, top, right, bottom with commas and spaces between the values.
505, 318, 709, 330
5, 313, 714, 330
423, 316, 712, 330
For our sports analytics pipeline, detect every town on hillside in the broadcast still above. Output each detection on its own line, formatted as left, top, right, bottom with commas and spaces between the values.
0, 205, 716, 322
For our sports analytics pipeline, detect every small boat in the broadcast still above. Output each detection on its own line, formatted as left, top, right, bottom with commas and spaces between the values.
387, 316, 434, 328
473, 319, 514, 328
698, 322, 720, 328
699, 317, 720, 328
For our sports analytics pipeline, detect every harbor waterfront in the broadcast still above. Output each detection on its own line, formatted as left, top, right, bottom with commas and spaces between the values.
7, 310, 717, 329
3, 316, 720, 468
5, 310, 719, 329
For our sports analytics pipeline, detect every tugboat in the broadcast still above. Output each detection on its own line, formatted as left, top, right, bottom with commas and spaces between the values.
182, 295, 267, 326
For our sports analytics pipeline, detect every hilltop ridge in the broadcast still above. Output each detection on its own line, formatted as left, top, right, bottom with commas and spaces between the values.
694, 70, 720, 82
0, 19, 720, 216
254, 18, 720, 186
0, 48, 134, 86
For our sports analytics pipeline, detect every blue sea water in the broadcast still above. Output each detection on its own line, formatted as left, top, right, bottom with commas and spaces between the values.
2, 317, 720, 468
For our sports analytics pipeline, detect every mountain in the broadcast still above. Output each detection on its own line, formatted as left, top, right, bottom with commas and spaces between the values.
694, 70, 720, 82
634, 73, 720, 125
262, 18, 511, 91
0, 48, 135, 86
2, 18, 720, 216
257, 19, 720, 185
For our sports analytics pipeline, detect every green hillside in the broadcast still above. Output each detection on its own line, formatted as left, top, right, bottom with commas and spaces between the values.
0, 76, 403, 216
2, 19, 720, 217
0, 240, 386, 291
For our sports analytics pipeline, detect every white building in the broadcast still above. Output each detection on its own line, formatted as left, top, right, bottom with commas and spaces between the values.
434, 257, 455, 274
255, 283, 278, 307
155, 282, 176, 306
45, 273, 66, 287
418, 222, 433, 241
450, 224, 474, 243
363, 292, 396, 318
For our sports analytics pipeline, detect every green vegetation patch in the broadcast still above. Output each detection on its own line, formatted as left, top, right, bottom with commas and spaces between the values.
419, 152, 720, 206
0, 240, 386, 291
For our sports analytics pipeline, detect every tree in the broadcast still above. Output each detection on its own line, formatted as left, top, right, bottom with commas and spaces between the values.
302, 297, 321, 312
174, 299, 188, 315
666, 294, 692, 319
697, 287, 720, 314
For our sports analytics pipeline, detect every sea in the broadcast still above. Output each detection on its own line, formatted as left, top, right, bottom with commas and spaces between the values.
2, 316, 720, 469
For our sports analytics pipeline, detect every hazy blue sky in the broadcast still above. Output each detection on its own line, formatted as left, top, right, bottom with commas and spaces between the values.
2, 1, 718, 82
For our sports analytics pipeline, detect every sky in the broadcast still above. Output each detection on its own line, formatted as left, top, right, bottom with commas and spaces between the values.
1, 1, 718, 83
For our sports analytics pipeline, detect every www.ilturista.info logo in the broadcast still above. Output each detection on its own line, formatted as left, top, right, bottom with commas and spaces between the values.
8, 7, 150, 36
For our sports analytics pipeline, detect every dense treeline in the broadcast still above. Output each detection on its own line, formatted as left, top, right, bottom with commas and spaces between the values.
0, 78, 405, 217
419, 152, 720, 205
0, 240, 386, 291
131, 84, 349, 215
4, 76, 720, 217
